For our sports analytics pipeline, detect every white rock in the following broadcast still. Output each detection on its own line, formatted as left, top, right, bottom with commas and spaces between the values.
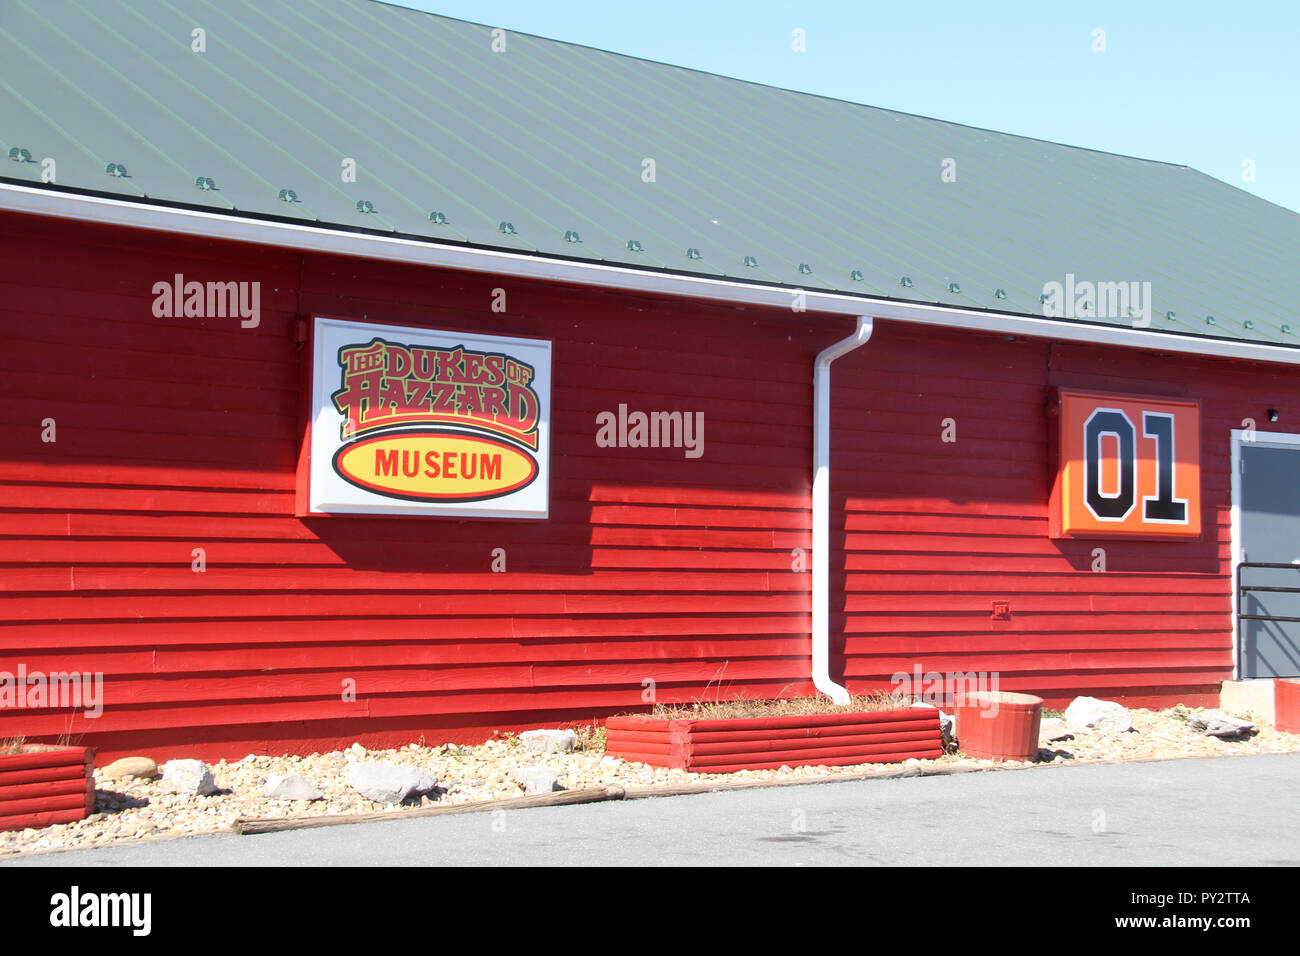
515, 766, 561, 794
264, 772, 323, 801
349, 742, 366, 757
1039, 717, 1074, 742
159, 759, 218, 796
1189, 711, 1255, 738
344, 761, 438, 804
1064, 696, 1133, 734
520, 729, 578, 753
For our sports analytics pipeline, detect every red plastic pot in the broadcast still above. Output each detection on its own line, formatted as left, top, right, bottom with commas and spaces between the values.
1276, 679, 1300, 734
954, 691, 1043, 761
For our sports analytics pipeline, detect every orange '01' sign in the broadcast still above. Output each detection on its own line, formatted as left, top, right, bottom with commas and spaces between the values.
1051, 390, 1200, 538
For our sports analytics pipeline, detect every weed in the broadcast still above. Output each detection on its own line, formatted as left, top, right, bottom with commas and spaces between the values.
573, 723, 607, 753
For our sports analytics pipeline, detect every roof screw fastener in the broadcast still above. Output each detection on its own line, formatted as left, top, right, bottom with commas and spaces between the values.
1243, 319, 1254, 329
564, 230, 581, 243
686, 247, 703, 260
278, 188, 298, 202
355, 200, 376, 213
8, 147, 32, 163
1206, 315, 1216, 325
994, 288, 1007, 299
105, 162, 128, 177
1283, 325, 1293, 335
849, 270, 864, 281
1040, 293, 1051, 304
429, 211, 448, 224
499, 221, 517, 235
798, 263, 813, 275
195, 176, 216, 191
900, 276, 914, 288
626, 239, 643, 252
1165, 311, 1176, 321
744, 255, 759, 267
948, 282, 961, 294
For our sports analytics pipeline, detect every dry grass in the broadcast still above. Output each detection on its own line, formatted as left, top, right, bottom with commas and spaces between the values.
641, 692, 905, 721
0, 736, 28, 756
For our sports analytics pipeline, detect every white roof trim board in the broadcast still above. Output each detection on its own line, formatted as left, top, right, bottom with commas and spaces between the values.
6, 182, 1300, 367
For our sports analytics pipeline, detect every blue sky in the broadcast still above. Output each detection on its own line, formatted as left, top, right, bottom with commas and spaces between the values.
394, 0, 1300, 214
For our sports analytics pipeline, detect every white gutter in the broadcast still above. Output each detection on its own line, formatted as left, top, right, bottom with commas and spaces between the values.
6, 182, 1300, 367
812, 317, 873, 704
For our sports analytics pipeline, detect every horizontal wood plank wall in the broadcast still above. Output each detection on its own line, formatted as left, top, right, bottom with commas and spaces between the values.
0, 211, 847, 761
1, 210, 1290, 760
831, 322, 1300, 709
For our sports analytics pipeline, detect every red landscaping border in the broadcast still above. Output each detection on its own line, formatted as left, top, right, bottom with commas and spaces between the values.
605, 709, 943, 773
0, 746, 96, 832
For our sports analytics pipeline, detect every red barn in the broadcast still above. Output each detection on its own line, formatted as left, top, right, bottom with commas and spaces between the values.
2, 0, 1298, 762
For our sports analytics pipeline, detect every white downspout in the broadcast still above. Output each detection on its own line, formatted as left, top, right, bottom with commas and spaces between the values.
812, 316, 874, 704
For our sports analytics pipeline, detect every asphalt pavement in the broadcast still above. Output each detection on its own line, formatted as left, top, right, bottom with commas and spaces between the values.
4, 753, 1296, 866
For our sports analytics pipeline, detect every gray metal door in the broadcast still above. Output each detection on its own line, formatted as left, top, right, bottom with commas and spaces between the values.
1239, 443, 1300, 678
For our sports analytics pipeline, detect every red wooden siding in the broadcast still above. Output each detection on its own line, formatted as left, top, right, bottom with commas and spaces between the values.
1, 209, 1292, 762
0, 211, 844, 761
830, 324, 1300, 708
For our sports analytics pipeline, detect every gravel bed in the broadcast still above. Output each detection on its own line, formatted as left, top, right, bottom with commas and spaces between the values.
2, 705, 1297, 857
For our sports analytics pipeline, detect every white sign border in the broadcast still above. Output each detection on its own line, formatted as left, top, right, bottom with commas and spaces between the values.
304, 314, 551, 520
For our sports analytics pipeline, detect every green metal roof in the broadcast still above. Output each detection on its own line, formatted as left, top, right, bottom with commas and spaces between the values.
3, 0, 1298, 346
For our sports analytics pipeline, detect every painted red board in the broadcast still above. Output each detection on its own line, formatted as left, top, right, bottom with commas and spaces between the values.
686, 741, 942, 770
0, 777, 89, 802
684, 714, 939, 738
0, 790, 90, 818
0, 807, 90, 832
687, 728, 940, 756
0, 748, 93, 773
0, 763, 89, 787
696, 750, 942, 773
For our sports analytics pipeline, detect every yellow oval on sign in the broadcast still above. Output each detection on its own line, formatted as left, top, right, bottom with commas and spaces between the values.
333, 431, 538, 502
